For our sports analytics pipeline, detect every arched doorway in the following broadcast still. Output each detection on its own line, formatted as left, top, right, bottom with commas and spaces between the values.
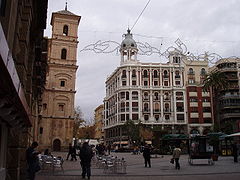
53, 139, 61, 151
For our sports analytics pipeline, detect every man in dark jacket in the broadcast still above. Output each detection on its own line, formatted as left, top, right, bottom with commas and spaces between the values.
143, 144, 151, 167
232, 142, 238, 163
26, 141, 40, 180
80, 142, 94, 179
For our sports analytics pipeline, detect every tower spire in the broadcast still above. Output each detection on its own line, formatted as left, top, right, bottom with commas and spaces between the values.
65, 0, 68, 11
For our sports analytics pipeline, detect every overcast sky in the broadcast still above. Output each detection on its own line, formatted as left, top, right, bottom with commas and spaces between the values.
45, 0, 240, 123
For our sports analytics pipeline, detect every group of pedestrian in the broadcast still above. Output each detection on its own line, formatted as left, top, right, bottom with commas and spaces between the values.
142, 144, 182, 170
25, 140, 239, 180
142, 142, 239, 170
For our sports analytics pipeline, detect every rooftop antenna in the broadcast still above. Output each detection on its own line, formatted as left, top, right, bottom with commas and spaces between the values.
65, 0, 68, 10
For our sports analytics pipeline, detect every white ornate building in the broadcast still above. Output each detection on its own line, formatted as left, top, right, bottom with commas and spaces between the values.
103, 30, 190, 144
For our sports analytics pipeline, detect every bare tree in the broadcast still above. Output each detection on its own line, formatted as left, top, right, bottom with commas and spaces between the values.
73, 106, 85, 138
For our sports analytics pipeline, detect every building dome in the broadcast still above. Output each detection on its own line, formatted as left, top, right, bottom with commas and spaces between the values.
120, 29, 137, 50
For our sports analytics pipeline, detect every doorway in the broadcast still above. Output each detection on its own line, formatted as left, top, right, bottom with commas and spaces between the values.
53, 139, 61, 151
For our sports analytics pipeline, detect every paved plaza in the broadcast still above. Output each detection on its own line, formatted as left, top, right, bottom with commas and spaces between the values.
36, 152, 240, 180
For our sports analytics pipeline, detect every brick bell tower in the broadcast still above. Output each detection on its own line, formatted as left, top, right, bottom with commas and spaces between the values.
39, 4, 81, 151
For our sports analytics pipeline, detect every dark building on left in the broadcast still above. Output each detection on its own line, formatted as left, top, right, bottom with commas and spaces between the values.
0, 0, 48, 179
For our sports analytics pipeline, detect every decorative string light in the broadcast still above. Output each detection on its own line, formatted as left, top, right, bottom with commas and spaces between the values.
79, 37, 230, 65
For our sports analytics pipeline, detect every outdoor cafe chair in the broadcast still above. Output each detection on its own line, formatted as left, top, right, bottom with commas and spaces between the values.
52, 156, 64, 174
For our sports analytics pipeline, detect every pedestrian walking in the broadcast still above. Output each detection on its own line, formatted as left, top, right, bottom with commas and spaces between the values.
71, 145, 77, 161
26, 141, 41, 180
107, 144, 111, 155
79, 142, 94, 179
172, 145, 181, 170
143, 144, 151, 167
232, 142, 238, 163
66, 143, 73, 160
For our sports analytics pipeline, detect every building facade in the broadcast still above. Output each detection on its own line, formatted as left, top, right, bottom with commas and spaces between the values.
104, 30, 190, 144
0, 0, 48, 179
183, 59, 214, 135
94, 104, 104, 140
39, 7, 81, 151
210, 58, 240, 133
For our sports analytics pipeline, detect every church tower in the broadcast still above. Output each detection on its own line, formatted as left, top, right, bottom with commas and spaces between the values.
39, 5, 81, 151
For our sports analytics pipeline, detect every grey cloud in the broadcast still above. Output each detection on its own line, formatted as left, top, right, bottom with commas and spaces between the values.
46, 0, 240, 120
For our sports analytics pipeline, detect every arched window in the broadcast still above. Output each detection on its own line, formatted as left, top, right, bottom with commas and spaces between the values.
63, 25, 68, 36
132, 69, 136, 77
154, 92, 159, 100
164, 92, 169, 100
153, 70, 158, 78
132, 91, 138, 100
144, 103, 149, 111
175, 70, 180, 78
143, 92, 149, 100
126, 92, 129, 100
61, 48, 67, 59
143, 70, 148, 77
189, 68, 194, 74
163, 70, 168, 78
201, 68, 206, 75
164, 103, 170, 112
122, 70, 126, 78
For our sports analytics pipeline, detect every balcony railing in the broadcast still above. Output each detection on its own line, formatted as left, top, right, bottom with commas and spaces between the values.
132, 108, 138, 112
189, 92, 198, 97
143, 109, 150, 113
203, 112, 212, 118
190, 113, 199, 118
143, 97, 149, 101
190, 102, 198, 107
187, 71, 195, 75
176, 108, 184, 112
132, 96, 138, 100
202, 102, 211, 107
222, 113, 240, 119
164, 109, 170, 113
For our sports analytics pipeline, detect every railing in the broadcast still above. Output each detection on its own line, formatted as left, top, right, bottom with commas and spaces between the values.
222, 113, 240, 119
